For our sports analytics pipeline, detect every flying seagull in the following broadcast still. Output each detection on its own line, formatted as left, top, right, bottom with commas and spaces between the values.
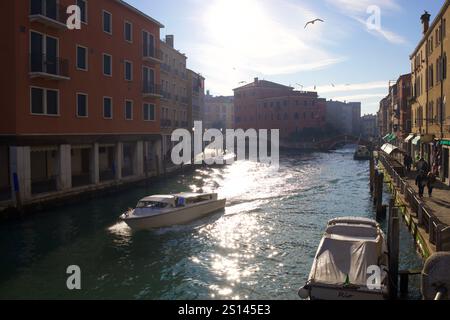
304, 18, 324, 29
331, 83, 335, 87
238, 81, 247, 84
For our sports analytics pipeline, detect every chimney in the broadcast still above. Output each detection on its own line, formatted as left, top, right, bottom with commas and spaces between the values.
421, 11, 431, 34
254, 77, 259, 84
165, 35, 174, 48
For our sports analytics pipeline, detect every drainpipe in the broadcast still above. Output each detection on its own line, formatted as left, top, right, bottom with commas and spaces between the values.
440, 16, 445, 140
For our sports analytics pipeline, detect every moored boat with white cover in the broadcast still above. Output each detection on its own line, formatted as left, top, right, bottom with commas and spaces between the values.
298, 217, 389, 300
120, 193, 226, 230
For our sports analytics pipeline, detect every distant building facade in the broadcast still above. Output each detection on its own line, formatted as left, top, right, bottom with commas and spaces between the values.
234, 78, 326, 140
360, 114, 378, 138
160, 35, 189, 160
187, 69, 205, 127
326, 100, 361, 135
204, 93, 234, 129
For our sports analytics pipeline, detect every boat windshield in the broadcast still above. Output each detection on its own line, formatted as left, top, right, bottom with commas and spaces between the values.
136, 201, 169, 209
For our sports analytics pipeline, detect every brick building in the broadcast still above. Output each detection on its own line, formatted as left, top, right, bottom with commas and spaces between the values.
0, 0, 164, 207
233, 78, 326, 140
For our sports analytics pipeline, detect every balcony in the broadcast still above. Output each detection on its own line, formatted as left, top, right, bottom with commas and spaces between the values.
29, 54, 70, 80
161, 63, 171, 74
161, 90, 171, 100
143, 48, 163, 64
29, 1, 67, 29
161, 119, 172, 128
143, 83, 162, 98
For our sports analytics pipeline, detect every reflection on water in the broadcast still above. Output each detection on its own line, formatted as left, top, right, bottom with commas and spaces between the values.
0, 147, 423, 299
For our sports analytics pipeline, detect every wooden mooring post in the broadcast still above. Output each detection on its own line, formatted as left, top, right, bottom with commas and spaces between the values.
375, 170, 385, 219
388, 205, 400, 299
369, 156, 375, 193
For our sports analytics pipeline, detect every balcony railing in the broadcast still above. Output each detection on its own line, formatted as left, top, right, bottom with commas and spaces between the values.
29, 53, 70, 80
29, 1, 67, 29
161, 90, 171, 100
161, 119, 172, 127
161, 63, 171, 73
143, 83, 162, 98
143, 48, 163, 63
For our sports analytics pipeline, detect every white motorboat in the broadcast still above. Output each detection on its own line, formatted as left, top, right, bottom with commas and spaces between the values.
120, 192, 226, 230
298, 217, 389, 300
354, 145, 372, 160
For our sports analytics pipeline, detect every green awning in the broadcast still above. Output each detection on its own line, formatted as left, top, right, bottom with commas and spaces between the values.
440, 140, 450, 146
387, 133, 397, 143
382, 133, 391, 141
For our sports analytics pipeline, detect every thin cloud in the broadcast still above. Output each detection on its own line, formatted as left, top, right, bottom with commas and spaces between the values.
331, 93, 386, 101
328, 0, 406, 45
306, 80, 390, 93
328, 0, 400, 14
189, 0, 345, 95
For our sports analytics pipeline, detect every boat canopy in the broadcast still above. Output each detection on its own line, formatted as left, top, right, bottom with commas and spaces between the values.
139, 195, 177, 206
308, 220, 386, 287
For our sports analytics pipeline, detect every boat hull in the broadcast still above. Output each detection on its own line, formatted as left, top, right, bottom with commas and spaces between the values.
122, 199, 226, 230
307, 284, 387, 300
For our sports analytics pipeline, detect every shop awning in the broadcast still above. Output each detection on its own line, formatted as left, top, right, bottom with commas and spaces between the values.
421, 134, 435, 144
412, 136, 421, 145
387, 133, 397, 143
383, 133, 396, 142
404, 134, 415, 143
440, 140, 450, 146
381, 143, 398, 155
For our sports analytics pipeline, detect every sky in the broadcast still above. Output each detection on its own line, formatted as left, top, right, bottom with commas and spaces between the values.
126, 0, 446, 115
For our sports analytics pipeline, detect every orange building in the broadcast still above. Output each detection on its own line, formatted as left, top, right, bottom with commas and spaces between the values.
0, 0, 164, 208
234, 78, 326, 139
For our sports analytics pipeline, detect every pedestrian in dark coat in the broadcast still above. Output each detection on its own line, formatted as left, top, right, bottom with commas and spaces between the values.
416, 171, 427, 197
427, 172, 437, 197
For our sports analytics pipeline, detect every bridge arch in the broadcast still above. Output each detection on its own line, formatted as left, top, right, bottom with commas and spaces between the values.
318, 135, 371, 150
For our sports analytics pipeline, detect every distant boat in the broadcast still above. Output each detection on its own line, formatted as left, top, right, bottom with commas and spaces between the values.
354, 145, 372, 160
298, 217, 389, 300
120, 193, 226, 230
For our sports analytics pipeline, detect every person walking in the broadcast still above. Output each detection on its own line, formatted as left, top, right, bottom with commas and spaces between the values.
416, 157, 429, 173
404, 154, 413, 172
415, 171, 427, 197
427, 171, 437, 197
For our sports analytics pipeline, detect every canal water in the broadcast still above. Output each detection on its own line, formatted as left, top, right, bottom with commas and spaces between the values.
0, 147, 423, 299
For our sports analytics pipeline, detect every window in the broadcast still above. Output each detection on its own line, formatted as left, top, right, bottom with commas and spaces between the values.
124, 21, 132, 42
143, 103, 155, 121
77, 0, 87, 23
103, 10, 112, 34
124, 60, 132, 81
142, 30, 155, 57
103, 97, 113, 119
30, 31, 59, 75
76, 45, 88, 70
103, 54, 112, 76
77, 93, 88, 117
125, 100, 133, 120
30, 87, 59, 115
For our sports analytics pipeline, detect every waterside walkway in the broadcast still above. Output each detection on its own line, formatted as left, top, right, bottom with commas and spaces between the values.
378, 153, 450, 257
